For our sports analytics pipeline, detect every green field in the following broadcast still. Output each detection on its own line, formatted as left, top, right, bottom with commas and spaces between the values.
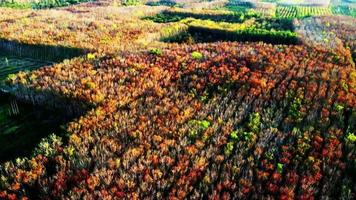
276, 6, 333, 18
224, 0, 355, 18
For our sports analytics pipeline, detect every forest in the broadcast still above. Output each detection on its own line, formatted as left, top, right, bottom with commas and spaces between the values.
0, 0, 355, 199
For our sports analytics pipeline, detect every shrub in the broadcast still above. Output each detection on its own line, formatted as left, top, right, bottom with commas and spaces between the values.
32, 0, 91, 9
191, 51, 203, 60
188, 119, 210, 139
87, 53, 96, 60
122, 0, 142, 6
224, 141, 234, 156
247, 112, 261, 133
149, 48, 163, 56
346, 133, 356, 143
32, 134, 62, 157
277, 163, 283, 173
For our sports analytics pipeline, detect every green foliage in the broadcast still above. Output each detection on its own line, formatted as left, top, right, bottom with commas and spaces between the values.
242, 131, 254, 141
143, 13, 184, 23
189, 129, 198, 139
188, 119, 210, 139
261, 0, 281, 2
292, 127, 302, 136
341, 81, 349, 92
346, 133, 356, 143
155, 9, 259, 24
222, 5, 250, 13
149, 48, 163, 56
186, 19, 298, 44
87, 53, 96, 60
147, 7, 296, 45
334, 103, 345, 113
332, 5, 356, 18
224, 141, 234, 156
288, 97, 302, 121
200, 120, 211, 129
225, 122, 259, 150
32, 0, 91, 9
122, 0, 142, 6
5, 74, 17, 83
0, 1, 32, 9
276, 6, 332, 19
247, 112, 261, 133
277, 163, 283, 173
341, 182, 353, 200
183, 18, 246, 30
199, 90, 210, 102
229, 130, 254, 142
191, 51, 203, 60
188, 119, 210, 130
85, 81, 96, 90
265, 150, 274, 160
33, 134, 62, 157
64, 145, 75, 158
230, 130, 239, 141
0, 0, 92, 9
160, 23, 192, 43
146, 0, 182, 8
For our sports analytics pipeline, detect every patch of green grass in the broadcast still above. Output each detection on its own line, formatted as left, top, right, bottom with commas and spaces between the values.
191, 51, 203, 60
0, 0, 92, 9
143, 13, 185, 23
0, 2, 32, 9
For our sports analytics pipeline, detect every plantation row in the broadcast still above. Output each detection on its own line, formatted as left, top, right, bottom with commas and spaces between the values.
0, 42, 355, 199
331, 5, 356, 18
146, 8, 261, 23
147, 9, 295, 31
146, 8, 297, 45
276, 6, 333, 18
181, 19, 298, 44
222, 1, 356, 18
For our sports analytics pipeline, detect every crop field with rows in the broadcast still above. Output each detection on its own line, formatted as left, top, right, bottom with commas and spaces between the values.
276, 6, 333, 18
225, 0, 355, 18
332, 5, 356, 18
0, 0, 355, 199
